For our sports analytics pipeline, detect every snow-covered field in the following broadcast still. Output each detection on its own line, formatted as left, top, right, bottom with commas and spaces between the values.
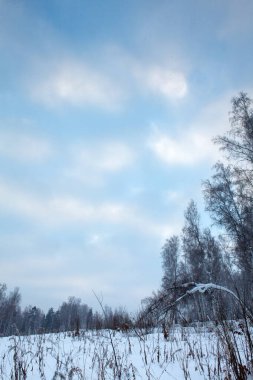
0, 325, 251, 379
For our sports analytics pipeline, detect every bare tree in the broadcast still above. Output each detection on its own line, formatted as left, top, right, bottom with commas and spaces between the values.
203, 93, 253, 304
182, 200, 207, 282
161, 235, 180, 290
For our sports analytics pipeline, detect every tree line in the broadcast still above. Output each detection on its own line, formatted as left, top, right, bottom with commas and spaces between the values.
143, 92, 253, 324
0, 284, 132, 337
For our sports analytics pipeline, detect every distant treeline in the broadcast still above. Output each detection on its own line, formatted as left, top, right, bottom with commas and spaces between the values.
0, 284, 132, 337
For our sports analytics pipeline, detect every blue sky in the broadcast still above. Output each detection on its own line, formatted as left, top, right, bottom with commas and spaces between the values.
0, 0, 253, 312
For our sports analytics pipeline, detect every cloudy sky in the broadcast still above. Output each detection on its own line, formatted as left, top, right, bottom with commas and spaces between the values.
0, 0, 253, 312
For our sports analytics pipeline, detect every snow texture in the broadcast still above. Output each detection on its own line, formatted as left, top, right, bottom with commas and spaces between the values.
0, 325, 251, 379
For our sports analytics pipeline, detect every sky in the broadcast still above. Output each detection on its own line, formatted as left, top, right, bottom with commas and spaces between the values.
0, 0, 253, 313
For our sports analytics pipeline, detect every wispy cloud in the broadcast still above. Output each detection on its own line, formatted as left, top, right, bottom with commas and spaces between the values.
27, 45, 188, 110
148, 128, 216, 165
29, 59, 124, 110
135, 65, 188, 100
148, 94, 231, 166
65, 140, 135, 185
0, 130, 52, 162
0, 179, 179, 240
0, 180, 128, 225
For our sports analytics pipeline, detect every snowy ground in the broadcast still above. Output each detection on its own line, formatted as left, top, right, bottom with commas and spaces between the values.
0, 325, 251, 379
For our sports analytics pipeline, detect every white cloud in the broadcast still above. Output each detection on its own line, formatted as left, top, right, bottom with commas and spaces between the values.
28, 46, 188, 109
0, 181, 129, 225
29, 60, 124, 110
48, 198, 130, 225
148, 129, 216, 165
74, 142, 134, 172
65, 141, 135, 184
88, 233, 107, 246
105, 45, 188, 101
148, 94, 232, 166
146, 67, 187, 99
0, 179, 179, 240
0, 131, 52, 162
134, 65, 188, 100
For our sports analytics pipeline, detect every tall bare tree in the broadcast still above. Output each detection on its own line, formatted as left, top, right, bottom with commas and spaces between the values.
204, 92, 253, 303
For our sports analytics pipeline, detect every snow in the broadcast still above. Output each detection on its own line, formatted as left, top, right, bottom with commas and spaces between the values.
0, 325, 251, 379
186, 283, 240, 300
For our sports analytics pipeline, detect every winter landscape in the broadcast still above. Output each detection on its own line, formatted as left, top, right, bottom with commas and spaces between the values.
0, 321, 252, 379
1, 1, 253, 379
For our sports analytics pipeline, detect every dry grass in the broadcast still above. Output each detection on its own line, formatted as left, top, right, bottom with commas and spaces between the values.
0, 322, 252, 379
